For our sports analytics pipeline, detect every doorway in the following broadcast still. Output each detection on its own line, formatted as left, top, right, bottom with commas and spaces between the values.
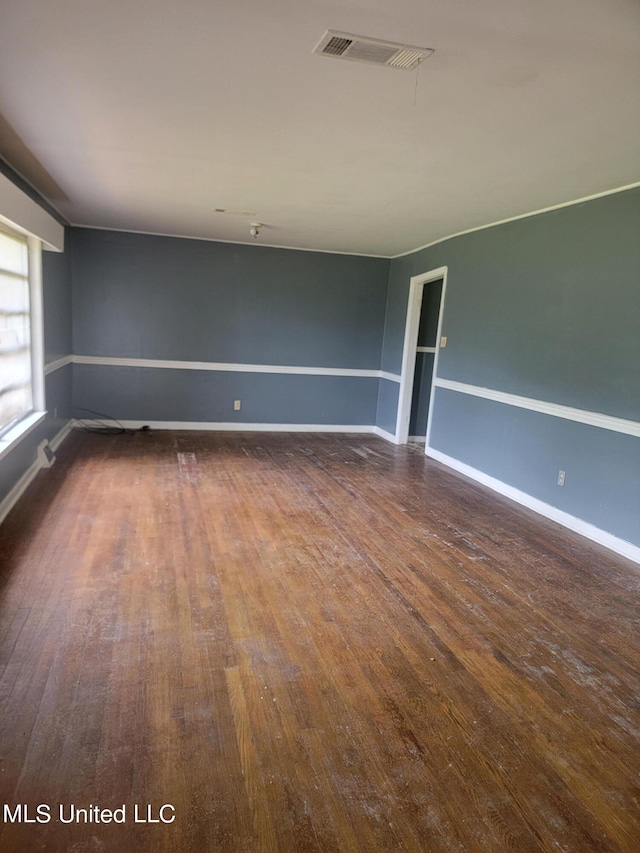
395, 267, 447, 445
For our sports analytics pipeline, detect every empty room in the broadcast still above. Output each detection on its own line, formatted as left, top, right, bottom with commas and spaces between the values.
1, 1, 639, 851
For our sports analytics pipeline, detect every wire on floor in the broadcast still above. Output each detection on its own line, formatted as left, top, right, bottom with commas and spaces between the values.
73, 407, 145, 436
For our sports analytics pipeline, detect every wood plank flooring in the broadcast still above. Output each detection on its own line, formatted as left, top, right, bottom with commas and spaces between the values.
0, 430, 638, 852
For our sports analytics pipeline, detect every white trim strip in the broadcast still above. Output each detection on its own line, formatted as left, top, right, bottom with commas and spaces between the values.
45, 354, 73, 375
73, 354, 398, 381
28, 237, 46, 411
88, 420, 395, 438
435, 378, 640, 438
426, 448, 640, 565
391, 182, 640, 259
380, 371, 402, 384
416, 347, 436, 354
372, 425, 397, 443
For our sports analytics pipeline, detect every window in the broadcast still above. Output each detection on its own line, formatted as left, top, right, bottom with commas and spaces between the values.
0, 225, 35, 437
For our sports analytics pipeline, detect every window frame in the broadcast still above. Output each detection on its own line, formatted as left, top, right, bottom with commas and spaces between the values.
0, 227, 46, 460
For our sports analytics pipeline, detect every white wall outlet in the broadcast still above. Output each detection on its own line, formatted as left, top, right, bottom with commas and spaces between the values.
557, 469, 566, 486
440, 336, 447, 348
234, 400, 241, 411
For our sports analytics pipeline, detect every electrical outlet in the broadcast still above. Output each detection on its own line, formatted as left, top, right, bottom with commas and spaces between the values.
557, 469, 566, 486
440, 336, 447, 348
234, 400, 241, 411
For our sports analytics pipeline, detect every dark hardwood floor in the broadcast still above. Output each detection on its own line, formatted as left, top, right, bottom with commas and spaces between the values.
0, 430, 638, 852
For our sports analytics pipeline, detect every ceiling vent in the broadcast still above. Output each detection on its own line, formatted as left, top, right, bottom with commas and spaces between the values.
313, 30, 433, 71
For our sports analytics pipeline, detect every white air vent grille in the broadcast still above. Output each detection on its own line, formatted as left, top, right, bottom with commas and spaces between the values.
389, 49, 427, 70
313, 30, 433, 71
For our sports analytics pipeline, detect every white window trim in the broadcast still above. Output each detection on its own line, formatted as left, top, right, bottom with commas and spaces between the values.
0, 410, 46, 461
28, 235, 45, 412
0, 233, 47, 458
0, 172, 63, 461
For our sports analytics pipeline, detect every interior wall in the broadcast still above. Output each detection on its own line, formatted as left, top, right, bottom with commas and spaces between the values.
382, 187, 640, 549
2, 155, 637, 558
42, 246, 74, 437
70, 228, 391, 427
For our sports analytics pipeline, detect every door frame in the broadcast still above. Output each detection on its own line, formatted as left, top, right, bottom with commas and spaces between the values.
394, 266, 448, 444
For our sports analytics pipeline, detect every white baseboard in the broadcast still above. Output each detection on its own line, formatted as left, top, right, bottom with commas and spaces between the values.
49, 420, 74, 452
0, 420, 74, 526
90, 420, 398, 440
372, 426, 397, 443
426, 448, 640, 565
73, 420, 398, 442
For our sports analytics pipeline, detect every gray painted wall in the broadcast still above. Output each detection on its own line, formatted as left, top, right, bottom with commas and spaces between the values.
71, 230, 389, 368
73, 365, 378, 426
42, 248, 73, 439
375, 379, 399, 436
431, 389, 639, 545
70, 229, 390, 426
382, 187, 640, 548
43, 246, 73, 364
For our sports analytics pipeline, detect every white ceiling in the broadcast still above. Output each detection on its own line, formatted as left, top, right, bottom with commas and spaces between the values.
1, 0, 639, 257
